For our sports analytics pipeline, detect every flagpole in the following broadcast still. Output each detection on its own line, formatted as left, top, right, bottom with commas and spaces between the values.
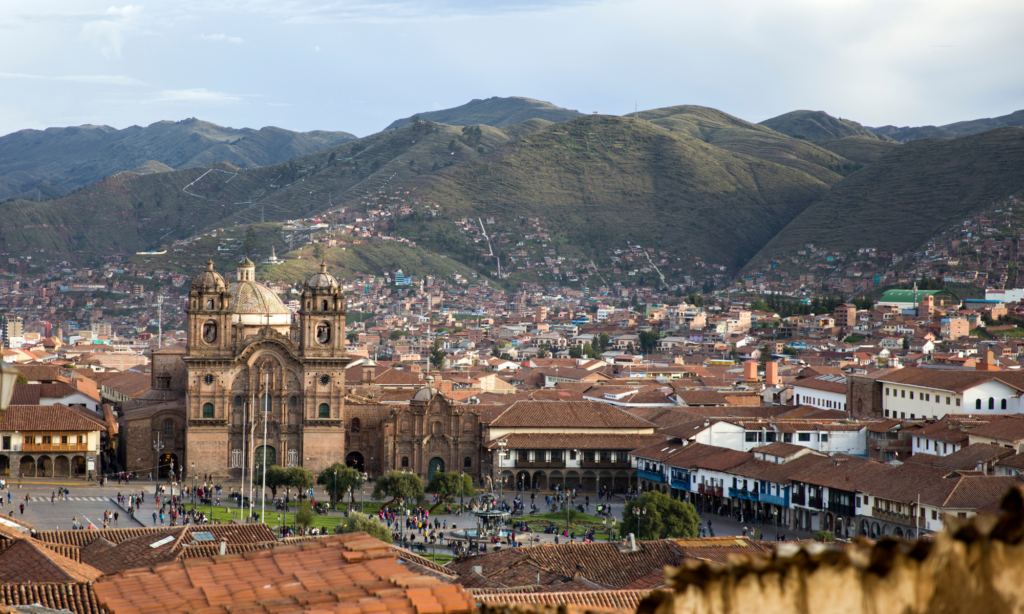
261, 373, 268, 523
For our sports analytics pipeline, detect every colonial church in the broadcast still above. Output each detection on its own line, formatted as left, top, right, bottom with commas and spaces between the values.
123, 258, 351, 479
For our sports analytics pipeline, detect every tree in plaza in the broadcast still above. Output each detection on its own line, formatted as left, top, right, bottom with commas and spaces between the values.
425, 471, 474, 511
316, 463, 364, 507
295, 501, 314, 529
263, 465, 290, 499
337, 511, 393, 543
287, 466, 316, 500
623, 490, 699, 540
372, 470, 426, 507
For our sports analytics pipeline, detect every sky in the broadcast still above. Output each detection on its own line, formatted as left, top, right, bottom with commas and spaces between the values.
1, 0, 1022, 138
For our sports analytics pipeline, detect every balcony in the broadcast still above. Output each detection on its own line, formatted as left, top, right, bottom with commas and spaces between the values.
579, 459, 632, 469
807, 496, 824, 509
873, 507, 919, 526
669, 475, 690, 491
637, 468, 664, 483
728, 487, 760, 502
514, 460, 566, 469
761, 492, 789, 507
698, 484, 724, 497
22, 442, 90, 453
827, 502, 857, 518
791, 492, 806, 506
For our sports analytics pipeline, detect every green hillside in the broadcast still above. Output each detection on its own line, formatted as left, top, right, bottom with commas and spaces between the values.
0, 120, 527, 256
760, 110, 888, 141
127, 223, 482, 285
395, 115, 832, 270
385, 97, 583, 130
816, 136, 901, 164
748, 127, 1024, 267
636, 106, 858, 183
870, 109, 1024, 142
0, 118, 355, 200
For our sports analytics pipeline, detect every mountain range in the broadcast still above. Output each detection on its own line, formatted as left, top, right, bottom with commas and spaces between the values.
2, 98, 1023, 283
868, 109, 1024, 143
0, 119, 355, 200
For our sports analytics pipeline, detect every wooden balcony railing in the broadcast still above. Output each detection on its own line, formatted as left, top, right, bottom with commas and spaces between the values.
22, 443, 89, 453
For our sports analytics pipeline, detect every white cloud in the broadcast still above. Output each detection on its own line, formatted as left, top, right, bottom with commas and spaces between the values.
153, 88, 243, 104
0, 72, 142, 85
197, 33, 243, 44
80, 4, 143, 58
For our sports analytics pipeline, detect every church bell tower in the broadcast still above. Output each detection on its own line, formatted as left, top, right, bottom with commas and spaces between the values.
299, 262, 347, 358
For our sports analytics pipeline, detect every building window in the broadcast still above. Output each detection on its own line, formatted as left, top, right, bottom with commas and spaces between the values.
745, 432, 758, 442
946, 397, 950, 405
401, 456, 409, 468
61, 435, 68, 444
351, 418, 361, 432
977, 399, 982, 410
464, 456, 472, 468
77, 435, 85, 444
289, 396, 298, 407
925, 394, 930, 402
798, 433, 811, 442
783, 433, 793, 443
909, 392, 914, 400
932, 510, 938, 520
42, 435, 52, 444
956, 399, 961, 406
1002, 399, 1008, 410
886, 388, 890, 396
820, 434, 829, 442
24, 435, 34, 445
202, 403, 214, 418
319, 403, 330, 418
989, 397, 995, 410
234, 396, 242, 407
551, 450, 563, 463
569, 450, 577, 460
163, 420, 173, 435
885, 410, 890, 417
901, 390, 905, 398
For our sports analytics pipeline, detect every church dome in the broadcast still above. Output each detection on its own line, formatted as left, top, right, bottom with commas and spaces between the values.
192, 260, 227, 292
228, 256, 290, 315
228, 281, 291, 314
306, 262, 340, 292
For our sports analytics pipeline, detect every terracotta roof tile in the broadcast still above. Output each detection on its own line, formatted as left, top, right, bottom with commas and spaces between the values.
0, 404, 104, 432
93, 533, 474, 614
489, 401, 654, 429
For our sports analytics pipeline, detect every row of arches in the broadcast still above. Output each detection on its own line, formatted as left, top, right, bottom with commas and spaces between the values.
499, 469, 632, 493
0, 454, 88, 477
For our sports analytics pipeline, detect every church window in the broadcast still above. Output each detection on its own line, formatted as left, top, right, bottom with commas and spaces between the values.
231, 449, 242, 468
316, 322, 331, 344
989, 397, 995, 410
206, 299, 214, 310
289, 396, 298, 407
319, 403, 330, 418
202, 403, 214, 418
202, 321, 217, 344
261, 394, 271, 412
234, 395, 242, 406
163, 420, 173, 435
156, 376, 170, 390
322, 299, 328, 311
319, 374, 330, 386
464, 456, 472, 468
1003, 399, 1008, 410
351, 418, 361, 432
401, 456, 409, 468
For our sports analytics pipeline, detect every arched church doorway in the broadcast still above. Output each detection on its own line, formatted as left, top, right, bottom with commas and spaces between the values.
428, 457, 445, 481
346, 452, 365, 471
255, 446, 277, 468
158, 453, 179, 479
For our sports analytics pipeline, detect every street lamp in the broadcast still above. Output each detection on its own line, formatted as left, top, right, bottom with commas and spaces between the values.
191, 462, 196, 506
632, 506, 647, 540
333, 469, 338, 511
361, 472, 367, 511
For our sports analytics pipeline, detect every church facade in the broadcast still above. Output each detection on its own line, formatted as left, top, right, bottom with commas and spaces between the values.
124, 258, 352, 479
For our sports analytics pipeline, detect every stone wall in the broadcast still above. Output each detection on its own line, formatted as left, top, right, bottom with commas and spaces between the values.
641, 487, 1024, 614
847, 374, 883, 419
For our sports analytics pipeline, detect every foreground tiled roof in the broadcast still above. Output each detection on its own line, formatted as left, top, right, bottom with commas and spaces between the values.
0, 538, 103, 583
0, 582, 103, 614
473, 588, 657, 612
0, 404, 104, 432
94, 533, 475, 614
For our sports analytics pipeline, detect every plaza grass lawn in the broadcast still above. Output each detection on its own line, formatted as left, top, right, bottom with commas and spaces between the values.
183, 504, 344, 531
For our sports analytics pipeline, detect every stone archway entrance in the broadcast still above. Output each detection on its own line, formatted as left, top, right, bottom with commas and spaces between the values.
73, 456, 86, 478
37, 456, 52, 477
427, 457, 445, 481
158, 453, 179, 479
254, 446, 276, 469
20, 456, 34, 476
54, 456, 70, 477
346, 452, 365, 471
0, 455, 8, 476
